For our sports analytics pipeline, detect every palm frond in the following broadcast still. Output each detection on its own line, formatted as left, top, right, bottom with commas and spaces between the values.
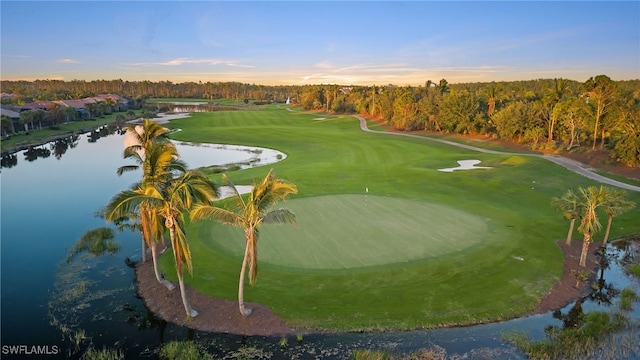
116, 165, 140, 176
263, 208, 298, 225
222, 174, 247, 209
190, 204, 243, 226
103, 190, 147, 223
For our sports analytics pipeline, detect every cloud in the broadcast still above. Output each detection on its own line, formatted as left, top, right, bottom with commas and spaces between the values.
58, 58, 80, 64
294, 62, 509, 85
129, 57, 254, 68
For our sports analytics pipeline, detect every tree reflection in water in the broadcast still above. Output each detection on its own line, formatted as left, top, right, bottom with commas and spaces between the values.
51, 134, 80, 159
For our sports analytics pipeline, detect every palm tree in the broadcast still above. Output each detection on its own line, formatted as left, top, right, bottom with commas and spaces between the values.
105, 180, 176, 290
583, 75, 617, 149
551, 189, 580, 245
190, 169, 298, 316
601, 189, 635, 245
157, 170, 219, 317
19, 110, 33, 132
62, 105, 77, 122
576, 186, 607, 267
115, 120, 186, 289
106, 170, 218, 317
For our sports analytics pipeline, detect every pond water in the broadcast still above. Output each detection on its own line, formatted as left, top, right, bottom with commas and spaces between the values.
1, 128, 638, 359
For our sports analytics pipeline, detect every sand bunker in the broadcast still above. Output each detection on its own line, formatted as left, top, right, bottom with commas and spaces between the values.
312, 117, 326, 120
438, 160, 491, 172
218, 185, 253, 199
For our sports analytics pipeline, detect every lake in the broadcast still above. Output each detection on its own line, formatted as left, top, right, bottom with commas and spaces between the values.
1, 128, 638, 359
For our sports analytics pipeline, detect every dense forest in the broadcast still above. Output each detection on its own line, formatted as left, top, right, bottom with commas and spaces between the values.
1, 76, 639, 167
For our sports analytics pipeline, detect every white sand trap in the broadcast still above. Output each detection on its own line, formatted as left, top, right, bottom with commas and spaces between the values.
218, 185, 253, 199
312, 117, 326, 120
126, 112, 192, 125
438, 160, 491, 172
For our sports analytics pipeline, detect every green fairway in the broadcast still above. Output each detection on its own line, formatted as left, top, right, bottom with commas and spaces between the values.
156, 105, 640, 331
199, 194, 490, 270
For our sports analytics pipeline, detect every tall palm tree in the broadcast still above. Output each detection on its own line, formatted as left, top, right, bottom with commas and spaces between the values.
116, 120, 186, 289
157, 170, 219, 317
106, 170, 218, 317
190, 169, 298, 316
583, 75, 617, 149
576, 186, 607, 267
601, 189, 635, 245
105, 180, 176, 290
551, 189, 580, 245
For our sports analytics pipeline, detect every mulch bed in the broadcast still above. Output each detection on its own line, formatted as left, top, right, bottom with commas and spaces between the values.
531, 240, 601, 314
135, 240, 601, 336
135, 261, 294, 336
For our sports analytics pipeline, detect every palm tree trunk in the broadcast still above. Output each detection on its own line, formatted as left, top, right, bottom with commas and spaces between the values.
167, 223, 193, 316
177, 272, 198, 317
238, 240, 252, 316
579, 234, 591, 267
141, 235, 147, 263
602, 216, 613, 245
566, 218, 576, 245
151, 241, 175, 290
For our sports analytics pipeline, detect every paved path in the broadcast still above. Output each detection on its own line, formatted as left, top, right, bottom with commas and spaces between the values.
353, 115, 640, 192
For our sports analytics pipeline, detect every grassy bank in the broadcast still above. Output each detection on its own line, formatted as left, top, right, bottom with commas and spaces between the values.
156, 105, 640, 331
1, 110, 142, 154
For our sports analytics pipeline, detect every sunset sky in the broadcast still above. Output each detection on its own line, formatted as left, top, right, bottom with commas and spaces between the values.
1, 1, 638, 85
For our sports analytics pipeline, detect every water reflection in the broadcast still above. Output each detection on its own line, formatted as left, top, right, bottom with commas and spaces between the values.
1, 153, 17, 168
51, 134, 79, 159
24, 145, 51, 162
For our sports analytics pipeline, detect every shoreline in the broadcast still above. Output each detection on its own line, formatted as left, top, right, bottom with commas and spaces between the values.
1, 112, 189, 156
134, 239, 601, 336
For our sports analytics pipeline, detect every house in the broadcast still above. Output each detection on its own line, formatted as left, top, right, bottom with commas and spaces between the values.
0, 106, 21, 133
95, 93, 129, 111
22, 101, 53, 111
55, 99, 90, 120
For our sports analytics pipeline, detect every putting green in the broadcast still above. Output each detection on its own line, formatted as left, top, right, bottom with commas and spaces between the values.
200, 194, 489, 270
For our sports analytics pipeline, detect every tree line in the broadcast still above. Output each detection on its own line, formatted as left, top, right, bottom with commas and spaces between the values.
2, 75, 638, 166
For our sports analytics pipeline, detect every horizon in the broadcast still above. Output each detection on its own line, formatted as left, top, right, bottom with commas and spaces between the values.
1, 1, 639, 86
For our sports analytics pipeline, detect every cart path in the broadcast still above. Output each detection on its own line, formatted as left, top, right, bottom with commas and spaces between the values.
353, 115, 640, 192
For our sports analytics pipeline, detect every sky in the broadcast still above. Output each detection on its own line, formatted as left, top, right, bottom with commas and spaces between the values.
1, 1, 639, 86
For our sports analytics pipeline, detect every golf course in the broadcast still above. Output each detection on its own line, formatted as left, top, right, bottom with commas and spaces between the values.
157, 105, 640, 332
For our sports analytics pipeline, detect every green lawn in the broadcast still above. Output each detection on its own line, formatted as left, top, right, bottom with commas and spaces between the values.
199, 194, 489, 270
1, 110, 142, 153
156, 105, 640, 331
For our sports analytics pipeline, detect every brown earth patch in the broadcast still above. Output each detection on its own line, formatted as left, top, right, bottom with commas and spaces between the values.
135, 261, 294, 336
532, 240, 601, 315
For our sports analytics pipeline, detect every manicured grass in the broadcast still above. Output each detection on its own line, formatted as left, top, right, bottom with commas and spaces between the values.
199, 194, 490, 270
148, 98, 209, 103
157, 106, 640, 331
